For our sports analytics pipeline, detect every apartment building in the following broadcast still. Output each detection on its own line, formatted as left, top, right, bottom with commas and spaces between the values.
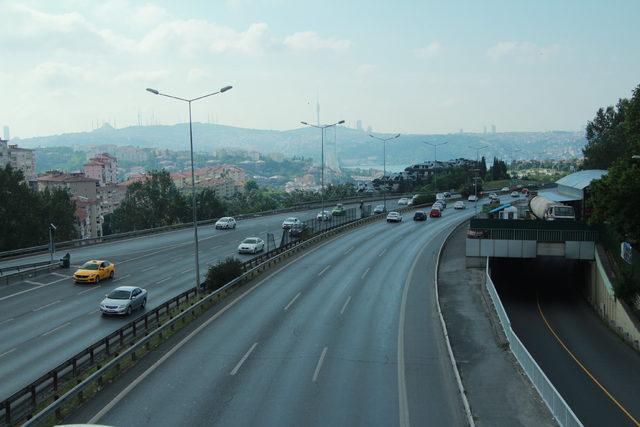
0, 139, 36, 181
83, 153, 117, 186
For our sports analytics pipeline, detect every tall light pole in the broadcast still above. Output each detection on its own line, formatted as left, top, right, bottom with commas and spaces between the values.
422, 141, 448, 193
48, 223, 57, 263
146, 85, 233, 293
370, 133, 400, 211
470, 145, 488, 214
301, 120, 345, 224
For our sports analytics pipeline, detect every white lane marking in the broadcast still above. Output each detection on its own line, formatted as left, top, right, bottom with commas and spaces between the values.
312, 347, 328, 383
378, 248, 387, 257
87, 226, 363, 424
343, 246, 354, 255
118, 242, 186, 265
339, 296, 352, 315
141, 266, 155, 272
361, 267, 370, 279
318, 265, 331, 277
51, 272, 72, 279
41, 276, 71, 285
0, 348, 16, 359
0, 285, 46, 302
113, 274, 131, 282
170, 256, 182, 262
181, 268, 193, 274
77, 286, 100, 295
24, 280, 45, 286
284, 292, 301, 311
0, 318, 15, 326
87, 309, 100, 315
32, 300, 61, 312
156, 276, 172, 285
230, 342, 259, 376
41, 322, 71, 336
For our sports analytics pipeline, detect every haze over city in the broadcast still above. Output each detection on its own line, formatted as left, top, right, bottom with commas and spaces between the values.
2, 0, 640, 138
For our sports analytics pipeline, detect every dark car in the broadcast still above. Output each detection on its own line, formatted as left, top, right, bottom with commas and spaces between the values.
289, 223, 308, 238
413, 211, 427, 221
373, 204, 387, 214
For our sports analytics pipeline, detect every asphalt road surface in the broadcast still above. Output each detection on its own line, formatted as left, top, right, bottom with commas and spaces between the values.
0, 198, 400, 400
492, 257, 640, 427
69, 204, 475, 426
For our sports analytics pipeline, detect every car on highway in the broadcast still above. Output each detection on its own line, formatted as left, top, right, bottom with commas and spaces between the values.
73, 260, 115, 284
331, 203, 346, 216
100, 286, 147, 316
214, 217, 236, 229
316, 210, 332, 221
489, 193, 499, 201
454, 201, 466, 209
238, 237, 265, 254
430, 208, 442, 218
289, 223, 308, 238
501, 187, 510, 192
373, 204, 387, 214
386, 211, 402, 222
467, 195, 478, 202
282, 217, 301, 229
433, 202, 443, 211
413, 211, 427, 221
511, 191, 519, 197
397, 197, 410, 206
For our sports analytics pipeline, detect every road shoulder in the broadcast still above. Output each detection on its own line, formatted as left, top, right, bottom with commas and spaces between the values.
437, 221, 556, 426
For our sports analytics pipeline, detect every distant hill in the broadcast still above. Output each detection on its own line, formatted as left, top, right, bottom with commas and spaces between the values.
16, 123, 586, 167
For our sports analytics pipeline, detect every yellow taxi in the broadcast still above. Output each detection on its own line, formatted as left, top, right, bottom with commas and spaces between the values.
73, 260, 115, 284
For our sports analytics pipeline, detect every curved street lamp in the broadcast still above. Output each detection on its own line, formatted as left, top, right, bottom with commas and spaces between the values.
146, 85, 233, 294
369, 133, 400, 210
422, 141, 448, 193
300, 120, 345, 224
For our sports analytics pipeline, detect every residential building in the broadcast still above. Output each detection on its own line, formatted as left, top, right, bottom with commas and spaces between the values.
0, 140, 36, 181
83, 153, 117, 186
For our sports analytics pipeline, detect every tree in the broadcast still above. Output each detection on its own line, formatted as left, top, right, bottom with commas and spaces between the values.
480, 156, 487, 179
489, 157, 510, 180
583, 85, 640, 169
196, 188, 226, 220
244, 180, 259, 192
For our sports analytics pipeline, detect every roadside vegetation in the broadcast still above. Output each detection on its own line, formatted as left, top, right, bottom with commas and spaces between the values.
584, 84, 640, 301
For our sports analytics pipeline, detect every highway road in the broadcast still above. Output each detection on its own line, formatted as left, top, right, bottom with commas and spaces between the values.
492, 257, 640, 427
0, 198, 398, 400
68, 203, 475, 426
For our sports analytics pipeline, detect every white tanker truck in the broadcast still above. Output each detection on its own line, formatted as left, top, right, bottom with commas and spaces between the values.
529, 195, 575, 220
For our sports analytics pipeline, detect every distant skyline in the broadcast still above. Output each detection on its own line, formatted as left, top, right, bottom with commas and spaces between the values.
1, 0, 639, 138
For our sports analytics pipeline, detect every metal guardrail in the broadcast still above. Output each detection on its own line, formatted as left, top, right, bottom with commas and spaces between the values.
0, 193, 417, 261
4, 202, 420, 426
468, 219, 598, 242
0, 261, 54, 277
484, 259, 583, 427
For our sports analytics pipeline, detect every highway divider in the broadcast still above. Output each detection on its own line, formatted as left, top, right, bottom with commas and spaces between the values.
0, 193, 419, 261
8, 202, 425, 427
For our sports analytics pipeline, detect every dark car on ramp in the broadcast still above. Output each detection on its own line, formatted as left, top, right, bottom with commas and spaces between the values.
413, 211, 427, 221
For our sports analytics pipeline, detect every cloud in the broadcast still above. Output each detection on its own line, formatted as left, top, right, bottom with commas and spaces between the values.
31, 62, 91, 87
283, 31, 352, 52
487, 41, 560, 63
356, 64, 377, 78
415, 42, 442, 59
131, 3, 169, 27
114, 69, 171, 84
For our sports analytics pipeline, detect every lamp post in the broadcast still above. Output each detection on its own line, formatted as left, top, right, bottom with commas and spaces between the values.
300, 120, 345, 225
48, 223, 56, 263
470, 145, 488, 214
369, 133, 400, 211
422, 141, 448, 193
146, 85, 232, 294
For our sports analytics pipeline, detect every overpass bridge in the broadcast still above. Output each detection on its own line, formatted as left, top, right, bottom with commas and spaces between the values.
466, 218, 598, 260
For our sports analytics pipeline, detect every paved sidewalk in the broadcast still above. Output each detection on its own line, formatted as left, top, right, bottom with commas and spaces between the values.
437, 221, 556, 426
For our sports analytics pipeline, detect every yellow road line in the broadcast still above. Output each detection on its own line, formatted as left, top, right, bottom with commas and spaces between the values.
536, 293, 640, 427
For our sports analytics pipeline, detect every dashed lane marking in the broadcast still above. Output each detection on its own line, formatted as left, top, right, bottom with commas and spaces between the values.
230, 342, 258, 376
77, 286, 100, 295
312, 347, 328, 382
41, 322, 71, 337
284, 292, 301, 311
361, 268, 370, 279
0, 348, 16, 359
339, 296, 352, 315
318, 265, 331, 277
32, 300, 61, 312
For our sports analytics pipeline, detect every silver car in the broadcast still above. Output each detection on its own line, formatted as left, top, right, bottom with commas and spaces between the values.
100, 286, 147, 316
238, 237, 265, 254
215, 217, 236, 229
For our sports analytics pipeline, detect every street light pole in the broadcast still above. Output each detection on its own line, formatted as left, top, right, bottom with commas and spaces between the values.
146, 85, 232, 294
48, 223, 56, 263
422, 141, 448, 193
470, 145, 488, 214
369, 133, 400, 211
301, 120, 345, 225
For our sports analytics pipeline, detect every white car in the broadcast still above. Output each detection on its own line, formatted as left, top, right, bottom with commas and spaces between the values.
386, 211, 402, 222
397, 198, 410, 206
467, 195, 478, 202
100, 286, 147, 316
501, 187, 510, 192
215, 217, 236, 229
433, 202, 443, 211
511, 191, 519, 197
316, 210, 332, 221
454, 201, 466, 210
282, 217, 301, 229
238, 237, 265, 254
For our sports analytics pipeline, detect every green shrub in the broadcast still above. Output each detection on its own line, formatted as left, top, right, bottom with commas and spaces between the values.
204, 257, 244, 292
413, 193, 435, 205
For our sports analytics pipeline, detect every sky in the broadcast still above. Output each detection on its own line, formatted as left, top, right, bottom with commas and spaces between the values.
1, 0, 639, 139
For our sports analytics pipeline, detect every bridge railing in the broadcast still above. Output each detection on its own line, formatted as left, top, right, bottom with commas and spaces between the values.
484, 259, 583, 427
468, 218, 598, 242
